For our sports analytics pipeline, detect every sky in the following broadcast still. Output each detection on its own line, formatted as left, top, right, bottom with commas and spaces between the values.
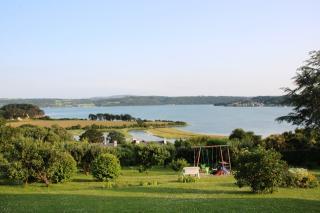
0, 0, 320, 98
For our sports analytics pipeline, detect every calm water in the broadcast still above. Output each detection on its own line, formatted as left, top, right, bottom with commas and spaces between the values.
43, 105, 294, 136
129, 130, 175, 142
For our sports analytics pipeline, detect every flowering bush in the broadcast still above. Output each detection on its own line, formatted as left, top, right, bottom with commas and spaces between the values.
286, 168, 318, 188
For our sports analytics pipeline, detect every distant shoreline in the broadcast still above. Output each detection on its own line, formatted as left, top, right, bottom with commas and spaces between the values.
0, 95, 287, 108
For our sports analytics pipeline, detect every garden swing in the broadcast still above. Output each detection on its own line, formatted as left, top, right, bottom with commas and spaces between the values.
192, 145, 231, 176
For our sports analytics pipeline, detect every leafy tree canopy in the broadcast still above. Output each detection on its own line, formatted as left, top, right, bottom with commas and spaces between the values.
277, 50, 320, 130
0, 104, 44, 120
107, 131, 126, 144
80, 128, 104, 144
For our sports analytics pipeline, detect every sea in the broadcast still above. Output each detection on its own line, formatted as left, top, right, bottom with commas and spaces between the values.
43, 105, 295, 138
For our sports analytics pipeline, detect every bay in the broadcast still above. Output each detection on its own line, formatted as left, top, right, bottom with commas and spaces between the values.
43, 105, 294, 137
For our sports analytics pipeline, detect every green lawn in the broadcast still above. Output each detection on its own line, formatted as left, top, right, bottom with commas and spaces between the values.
0, 168, 319, 213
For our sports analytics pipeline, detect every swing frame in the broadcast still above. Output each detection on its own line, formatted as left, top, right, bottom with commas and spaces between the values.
192, 145, 232, 172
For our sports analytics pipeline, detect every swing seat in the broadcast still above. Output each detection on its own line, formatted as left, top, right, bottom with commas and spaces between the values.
182, 167, 200, 178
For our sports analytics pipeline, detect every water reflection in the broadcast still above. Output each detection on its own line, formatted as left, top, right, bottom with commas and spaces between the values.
129, 130, 175, 143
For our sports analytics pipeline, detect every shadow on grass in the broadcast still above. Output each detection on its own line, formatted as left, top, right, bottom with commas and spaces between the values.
72, 178, 97, 183
0, 194, 319, 213
217, 182, 237, 188
108, 186, 252, 195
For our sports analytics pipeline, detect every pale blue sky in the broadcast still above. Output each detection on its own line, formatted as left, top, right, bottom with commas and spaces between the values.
0, 0, 319, 98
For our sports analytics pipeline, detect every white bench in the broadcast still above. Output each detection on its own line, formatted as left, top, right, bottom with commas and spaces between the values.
182, 167, 200, 178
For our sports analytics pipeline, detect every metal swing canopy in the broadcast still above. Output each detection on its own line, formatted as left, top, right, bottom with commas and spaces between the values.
191, 145, 232, 171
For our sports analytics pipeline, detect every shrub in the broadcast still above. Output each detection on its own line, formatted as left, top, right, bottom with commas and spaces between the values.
50, 152, 77, 183
80, 128, 104, 143
136, 143, 170, 172
3, 139, 77, 185
116, 144, 138, 166
264, 134, 287, 151
234, 147, 287, 193
65, 142, 85, 168
91, 153, 121, 182
285, 168, 319, 188
229, 128, 262, 147
107, 131, 126, 144
170, 158, 188, 171
177, 175, 197, 183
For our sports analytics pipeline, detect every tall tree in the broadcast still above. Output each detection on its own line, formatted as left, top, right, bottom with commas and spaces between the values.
277, 50, 320, 130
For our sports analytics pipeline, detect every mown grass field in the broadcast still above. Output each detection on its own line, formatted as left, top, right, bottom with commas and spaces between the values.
0, 168, 319, 213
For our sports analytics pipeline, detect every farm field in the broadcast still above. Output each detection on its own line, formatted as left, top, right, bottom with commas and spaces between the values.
7, 119, 173, 128
0, 168, 319, 213
7, 119, 222, 139
148, 128, 226, 139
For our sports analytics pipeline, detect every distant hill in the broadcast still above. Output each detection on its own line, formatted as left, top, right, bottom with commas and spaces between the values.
0, 96, 287, 108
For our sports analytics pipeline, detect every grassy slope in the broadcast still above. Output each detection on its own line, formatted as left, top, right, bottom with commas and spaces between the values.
0, 168, 319, 213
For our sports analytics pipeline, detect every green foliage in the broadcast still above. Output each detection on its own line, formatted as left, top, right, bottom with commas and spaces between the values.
229, 128, 262, 147
0, 118, 5, 126
277, 50, 320, 131
18, 124, 72, 144
136, 119, 146, 127
64, 142, 85, 167
1, 139, 76, 185
170, 158, 188, 171
80, 128, 104, 143
50, 152, 77, 183
262, 129, 320, 167
65, 142, 117, 174
107, 130, 126, 144
234, 147, 288, 193
177, 175, 197, 183
264, 134, 287, 151
136, 143, 170, 172
91, 153, 121, 182
115, 144, 138, 166
285, 168, 319, 188
0, 104, 44, 119
50, 124, 72, 141
281, 149, 320, 167
281, 129, 319, 150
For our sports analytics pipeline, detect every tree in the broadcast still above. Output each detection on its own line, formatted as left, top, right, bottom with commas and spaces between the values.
91, 153, 121, 182
107, 131, 126, 144
0, 104, 44, 119
88, 114, 97, 120
2, 139, 76, 186
80, 128, 104, 143
136, 119, 146, 127
234, 147, 287, 193
229, 128, 262, 147
263, 134, 287, 151
277, 50, 320, 131
136, 143, 170, 172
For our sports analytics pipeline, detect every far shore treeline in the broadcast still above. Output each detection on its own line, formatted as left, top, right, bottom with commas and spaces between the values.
0, 104, 44, 119
0, 96, 286, 108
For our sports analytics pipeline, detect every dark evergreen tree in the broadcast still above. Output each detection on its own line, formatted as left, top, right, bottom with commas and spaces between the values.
277, 50, 320, 131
